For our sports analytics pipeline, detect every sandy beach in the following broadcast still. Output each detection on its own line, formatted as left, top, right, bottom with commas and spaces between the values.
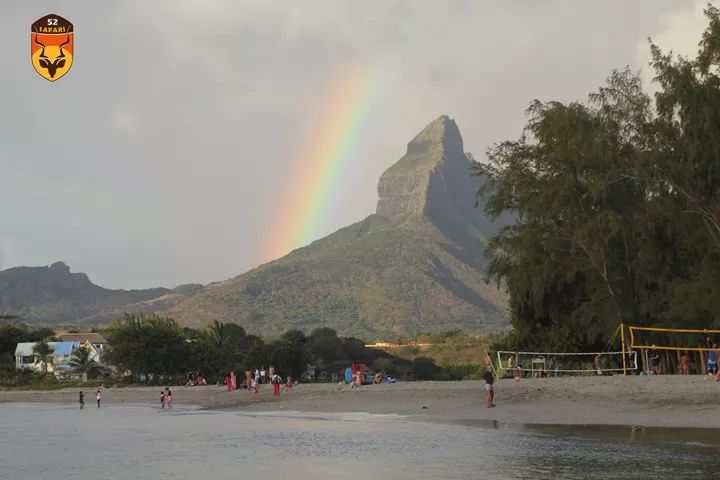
2, 375, 719, 428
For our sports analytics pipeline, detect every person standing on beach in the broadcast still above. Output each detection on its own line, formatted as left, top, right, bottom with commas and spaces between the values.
594, 353, 603, 376
648, 347, 661, 374
680, 351, 690, 375
483, 366, 495, 408
165, 388, 173, 409
272, 373, 281, 397
160, 390, 166, 409
707, 344, 718, 375
79, 391, 85, 409
96, 388, 102, 408
514, 352, 522, 379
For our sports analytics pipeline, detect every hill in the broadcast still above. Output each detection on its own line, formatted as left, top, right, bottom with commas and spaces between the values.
167, 116, 510, 339
0, 261, 180, 325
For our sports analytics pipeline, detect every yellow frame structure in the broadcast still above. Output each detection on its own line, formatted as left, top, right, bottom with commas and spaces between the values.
628, 325, 720, 351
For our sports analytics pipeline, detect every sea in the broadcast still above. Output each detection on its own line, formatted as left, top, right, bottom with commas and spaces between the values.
1, 403, 718, 479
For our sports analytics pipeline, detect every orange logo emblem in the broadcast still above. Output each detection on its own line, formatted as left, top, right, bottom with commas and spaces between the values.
31, 14, 74, 82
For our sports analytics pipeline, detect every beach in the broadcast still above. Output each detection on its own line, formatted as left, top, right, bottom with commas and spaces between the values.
2, 375, 719, 428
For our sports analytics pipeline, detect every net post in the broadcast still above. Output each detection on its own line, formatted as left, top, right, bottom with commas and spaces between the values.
620, 322, 627, 376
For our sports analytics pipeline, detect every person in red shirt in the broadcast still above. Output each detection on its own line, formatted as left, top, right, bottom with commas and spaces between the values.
272, 374, 281, 397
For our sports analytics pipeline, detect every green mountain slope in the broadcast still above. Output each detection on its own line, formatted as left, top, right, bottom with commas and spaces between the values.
168, 116, 509, 338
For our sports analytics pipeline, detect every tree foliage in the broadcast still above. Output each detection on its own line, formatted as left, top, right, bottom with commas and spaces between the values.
476, 6, 720, 351
32, 340, 53, 373
68, 345, 99, 377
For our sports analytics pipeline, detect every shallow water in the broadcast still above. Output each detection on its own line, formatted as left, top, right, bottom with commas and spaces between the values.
1, 403, 718, 479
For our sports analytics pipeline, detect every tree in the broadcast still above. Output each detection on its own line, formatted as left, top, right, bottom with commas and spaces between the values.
308, 327, 341, 364
69, 345, 99, 381
476, 6, 720, 352
106, 313, 189, 380
32, 340, 53, 373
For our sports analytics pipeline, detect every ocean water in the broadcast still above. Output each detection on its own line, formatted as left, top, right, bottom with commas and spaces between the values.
1, 403, 718, 479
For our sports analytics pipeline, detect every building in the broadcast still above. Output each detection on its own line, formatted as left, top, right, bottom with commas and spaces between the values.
14, 340, 101, 374
14, 342, 57, 372
57, 333, 108, 353
52, 341, 80, 373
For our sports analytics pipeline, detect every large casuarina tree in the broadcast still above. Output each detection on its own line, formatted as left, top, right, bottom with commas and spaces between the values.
476, 6, 720, 351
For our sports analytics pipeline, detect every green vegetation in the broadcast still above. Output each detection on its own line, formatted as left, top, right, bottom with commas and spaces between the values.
169, 214, 506, 339
1, 316, 492, 387
477, 6, 720, 353
105, 314, 424, 383
372, 330, 496, 366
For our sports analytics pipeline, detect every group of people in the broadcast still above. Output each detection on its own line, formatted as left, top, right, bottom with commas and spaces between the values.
184, 371, 207, 386
160, 387, 173, 409
647, 341, 720, 379
78, 388, 102, 409
343, 361, 396, 389
224, 367, 293, 397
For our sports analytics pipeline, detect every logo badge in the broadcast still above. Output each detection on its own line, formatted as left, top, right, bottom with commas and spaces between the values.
31, 14, 74, 82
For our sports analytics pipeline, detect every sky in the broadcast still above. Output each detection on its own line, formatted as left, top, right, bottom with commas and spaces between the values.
0, 1, 711, 289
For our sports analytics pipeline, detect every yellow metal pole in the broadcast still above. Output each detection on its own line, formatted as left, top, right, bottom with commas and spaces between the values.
620, 322, 627, 376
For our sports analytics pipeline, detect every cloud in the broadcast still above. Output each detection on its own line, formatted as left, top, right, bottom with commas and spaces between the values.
0, 0, 695, 288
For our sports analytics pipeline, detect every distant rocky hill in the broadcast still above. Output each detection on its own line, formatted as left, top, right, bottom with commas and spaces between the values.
166, 116, 510, 338
0, 261, 198, 325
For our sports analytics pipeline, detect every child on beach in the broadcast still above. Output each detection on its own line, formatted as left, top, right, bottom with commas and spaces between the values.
165, 388, 173, 409
285, 376, 293, 391
79, 391, 85, 409
96, 388, 102, 408
160, 390, 165, 409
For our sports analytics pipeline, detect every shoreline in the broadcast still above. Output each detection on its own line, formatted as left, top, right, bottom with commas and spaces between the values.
2, 376, 719, 429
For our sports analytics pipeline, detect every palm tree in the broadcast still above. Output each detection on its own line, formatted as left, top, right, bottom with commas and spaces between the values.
69, 346, 98, 382
204, 320, 229, 348
32, 340, 53, 373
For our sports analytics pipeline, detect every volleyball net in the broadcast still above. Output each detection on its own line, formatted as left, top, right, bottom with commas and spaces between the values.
495, 350, 637, 375
628, 326, 720, 351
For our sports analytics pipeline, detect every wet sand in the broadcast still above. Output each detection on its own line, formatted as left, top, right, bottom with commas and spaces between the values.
2, 375, 719, 428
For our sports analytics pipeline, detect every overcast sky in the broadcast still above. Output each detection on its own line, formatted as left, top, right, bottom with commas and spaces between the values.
0, 1, 710, 289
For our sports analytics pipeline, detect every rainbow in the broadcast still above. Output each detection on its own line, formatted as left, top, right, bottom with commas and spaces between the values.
262, 64, 383, 262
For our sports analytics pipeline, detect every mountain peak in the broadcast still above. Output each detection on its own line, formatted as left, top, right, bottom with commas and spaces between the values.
406, 115, 463, 157
376, 115, 470, 222
49, 261, 70, 272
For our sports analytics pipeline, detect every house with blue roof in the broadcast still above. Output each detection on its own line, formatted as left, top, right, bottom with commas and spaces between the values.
14, 340, 97, 374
